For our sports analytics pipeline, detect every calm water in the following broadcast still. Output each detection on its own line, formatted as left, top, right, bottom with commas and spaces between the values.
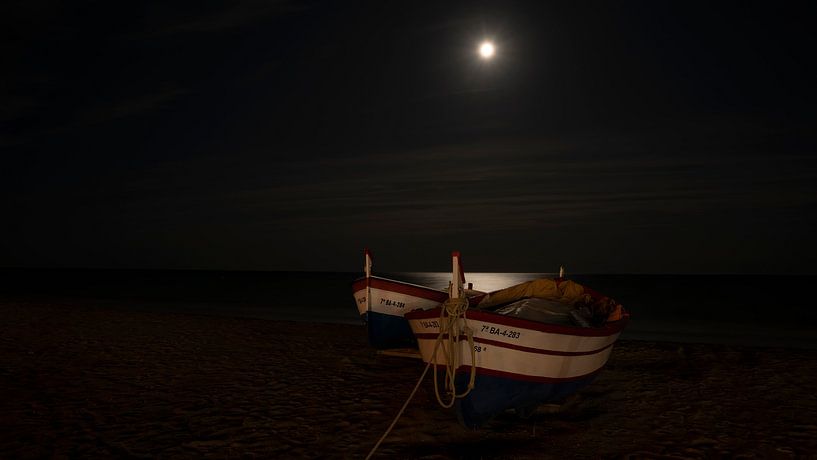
2, 269, 816, 349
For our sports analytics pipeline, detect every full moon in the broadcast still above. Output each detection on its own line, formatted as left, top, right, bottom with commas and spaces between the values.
479, 41, 495, 59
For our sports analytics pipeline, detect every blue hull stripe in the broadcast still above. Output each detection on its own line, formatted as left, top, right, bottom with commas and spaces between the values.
453, 372, 598, 428
364, 311, 417, 349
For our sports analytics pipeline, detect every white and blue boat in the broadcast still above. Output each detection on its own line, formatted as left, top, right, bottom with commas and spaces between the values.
405, 253, 629, 427
351, 250, 483, 349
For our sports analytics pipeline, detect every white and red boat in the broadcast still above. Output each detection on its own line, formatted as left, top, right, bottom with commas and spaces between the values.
405, 253, 629, 427
351, 249, 484, 349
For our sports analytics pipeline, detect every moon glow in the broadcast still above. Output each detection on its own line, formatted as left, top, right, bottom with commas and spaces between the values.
479, 41, 495, 59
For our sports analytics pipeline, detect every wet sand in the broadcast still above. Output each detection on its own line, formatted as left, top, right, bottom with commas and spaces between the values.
1, 301, 816, 458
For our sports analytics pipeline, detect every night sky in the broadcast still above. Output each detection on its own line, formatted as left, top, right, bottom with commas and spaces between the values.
2, 1, 816, 273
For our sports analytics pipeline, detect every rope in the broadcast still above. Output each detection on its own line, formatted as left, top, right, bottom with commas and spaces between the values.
365, 285, 478, 459
365, 360, 431, 460
431, 290, 477, 408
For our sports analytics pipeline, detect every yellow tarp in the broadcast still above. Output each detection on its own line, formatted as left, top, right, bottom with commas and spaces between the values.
476, 278, 589, 309
475, 278, 625, 323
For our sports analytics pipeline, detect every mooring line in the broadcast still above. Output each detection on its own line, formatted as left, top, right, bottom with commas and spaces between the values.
365, 360, 432, 460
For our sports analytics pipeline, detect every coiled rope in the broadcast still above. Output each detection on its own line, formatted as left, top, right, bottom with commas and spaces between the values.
431, 294, 476, 408
365, 286, 478, 459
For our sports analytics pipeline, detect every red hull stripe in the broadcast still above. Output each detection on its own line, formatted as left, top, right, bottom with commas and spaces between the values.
406, 307, 629, 337
351, 276, 448, 303
414, 333, 616, 356
351, 278, 367, 291
431, 364, 604, 383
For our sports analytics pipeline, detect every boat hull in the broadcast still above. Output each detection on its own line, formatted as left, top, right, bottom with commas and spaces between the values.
365, 310, 419, 349
453, 371, 599, 428
405, 308, 628, 427
352, 276, 448, 349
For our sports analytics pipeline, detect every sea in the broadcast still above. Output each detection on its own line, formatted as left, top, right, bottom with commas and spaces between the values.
2, 269, 816, 350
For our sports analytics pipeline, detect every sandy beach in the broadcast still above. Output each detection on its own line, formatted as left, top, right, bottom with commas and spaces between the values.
1, 301, 816, 458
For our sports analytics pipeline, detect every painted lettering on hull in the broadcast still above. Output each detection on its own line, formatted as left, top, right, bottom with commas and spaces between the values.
481, 324, 522, 339
380, 298, 406, 308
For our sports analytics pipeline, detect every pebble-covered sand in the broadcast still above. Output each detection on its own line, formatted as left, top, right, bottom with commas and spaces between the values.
1, 301, 816, 458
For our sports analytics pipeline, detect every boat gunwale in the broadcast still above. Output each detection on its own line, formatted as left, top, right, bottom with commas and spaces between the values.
406, 307, 629, 337
352, 275, 448, 293
412, 332, 618, 356
352, 275, 450, 303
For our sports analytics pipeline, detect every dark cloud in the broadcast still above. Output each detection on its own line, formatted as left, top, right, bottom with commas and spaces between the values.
138, 1, 305, 36
1, 1, 816, 273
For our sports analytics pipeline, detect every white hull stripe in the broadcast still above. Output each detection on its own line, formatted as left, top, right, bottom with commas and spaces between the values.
415, 336, 615, 380
430, 364, 604, 384
406, 307, 626, 337
413, 333, 617, 357
353, 286, 443, 317
352, 276, 448, 302
407, 316, 623, 353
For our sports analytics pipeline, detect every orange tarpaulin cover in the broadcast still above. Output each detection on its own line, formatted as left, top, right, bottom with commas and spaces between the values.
476, 278, 587, 309
476, 278, 624, 324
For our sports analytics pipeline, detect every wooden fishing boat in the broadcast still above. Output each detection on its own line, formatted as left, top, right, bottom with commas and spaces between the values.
351, 249, 484, 349
405, 253, 629, 427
